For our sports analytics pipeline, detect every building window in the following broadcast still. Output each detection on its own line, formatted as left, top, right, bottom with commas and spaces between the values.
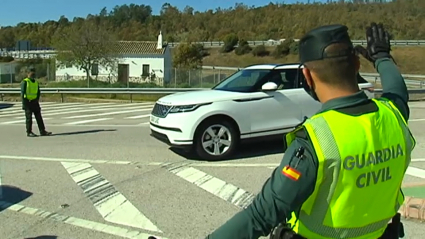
142, 64, 150, 76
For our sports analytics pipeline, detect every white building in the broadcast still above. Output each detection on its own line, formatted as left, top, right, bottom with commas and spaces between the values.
55, 32, 172, 85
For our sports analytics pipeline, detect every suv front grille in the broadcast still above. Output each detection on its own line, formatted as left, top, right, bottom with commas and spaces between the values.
151, 103, 172, 118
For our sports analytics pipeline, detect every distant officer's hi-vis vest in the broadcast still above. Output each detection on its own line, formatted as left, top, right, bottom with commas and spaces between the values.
23, 78, 39, 100
285, 98, 416, 239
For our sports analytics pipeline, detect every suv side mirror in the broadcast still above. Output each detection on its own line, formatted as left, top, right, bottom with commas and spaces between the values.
261, 82, 278, 91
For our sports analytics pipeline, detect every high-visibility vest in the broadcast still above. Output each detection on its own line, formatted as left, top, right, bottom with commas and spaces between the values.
285, 98, 416, 239
23, 78, 39, 100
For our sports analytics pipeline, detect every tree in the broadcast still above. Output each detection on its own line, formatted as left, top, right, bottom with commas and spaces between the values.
1, 1, 425, 49
172, 42, 204, 87
51, 20, 119, 84
172, 42, 204, 69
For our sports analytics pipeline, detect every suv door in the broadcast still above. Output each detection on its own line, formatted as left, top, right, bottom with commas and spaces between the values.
247, 69, 304, 138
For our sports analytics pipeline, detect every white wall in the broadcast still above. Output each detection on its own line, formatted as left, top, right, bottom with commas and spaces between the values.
55, 56, 165, 79
128, 56, 164, 78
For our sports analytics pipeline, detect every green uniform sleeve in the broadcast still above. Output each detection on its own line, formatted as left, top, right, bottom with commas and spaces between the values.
21, 80, 26, 101
36, 83, 41, 101
205, 137, 318, 239
376, 58, 409, 121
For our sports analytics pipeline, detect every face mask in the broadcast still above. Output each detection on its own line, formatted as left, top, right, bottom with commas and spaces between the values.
302, 78, 319, 102
299, 64, 320, 102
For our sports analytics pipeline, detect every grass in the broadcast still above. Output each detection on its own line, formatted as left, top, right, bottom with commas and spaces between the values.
202, 46, 425, 75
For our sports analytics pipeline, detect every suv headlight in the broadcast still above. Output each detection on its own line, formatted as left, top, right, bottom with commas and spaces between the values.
168, 103, 211, 113
169, 104, 199, 113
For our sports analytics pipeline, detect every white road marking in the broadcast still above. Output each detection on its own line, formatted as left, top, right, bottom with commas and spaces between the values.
409, 118, 425, 122
411, 158, 425, 162
65, 118, 113, 125
406, 167, 425, 179
38, 102, 62, 105
0, 103, 85, 115
3, 103, 152, 118
0, 123, 149, 127
61, 162, 162, 232
167, 165, 255, 209
0, 201, 166, 239
126, 114, 150, 119
0, 103, 115, 117
194, 163, 280, 167
0, 118, 51, 125
63, 107, 153, 119
0, 155, 133, 164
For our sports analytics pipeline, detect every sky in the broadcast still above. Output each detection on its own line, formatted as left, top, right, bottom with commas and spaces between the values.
0, 0, 326, 27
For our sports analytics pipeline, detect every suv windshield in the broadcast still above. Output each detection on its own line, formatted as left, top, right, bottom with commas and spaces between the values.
213, 69, 271, 92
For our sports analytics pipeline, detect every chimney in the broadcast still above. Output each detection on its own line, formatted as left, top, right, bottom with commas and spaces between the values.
157, 31, 163, 49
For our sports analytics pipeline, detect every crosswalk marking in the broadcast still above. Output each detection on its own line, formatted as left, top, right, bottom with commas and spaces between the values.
21, 105, 151, 118
0, 118, 51, 125
61, 162, 162, 232
65, 118, 112, 125
0, 103, 86, 115
168, 165, 255, 209
406, 167, 425, 179
0, 103, 131, 118
0, 201, 166, 239
63, 107, 153, 119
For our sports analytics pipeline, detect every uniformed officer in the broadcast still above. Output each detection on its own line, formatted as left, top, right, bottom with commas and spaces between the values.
21, 68, 52, 137
205, 22, 415, 239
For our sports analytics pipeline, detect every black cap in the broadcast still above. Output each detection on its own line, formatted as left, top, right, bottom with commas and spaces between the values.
299, 24, 354, 63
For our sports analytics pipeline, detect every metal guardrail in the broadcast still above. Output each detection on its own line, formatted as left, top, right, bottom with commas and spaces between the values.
1, 88, 425, 103
167, 39, 425, 47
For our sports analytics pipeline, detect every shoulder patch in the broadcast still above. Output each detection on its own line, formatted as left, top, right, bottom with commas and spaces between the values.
282, 166, 301, 181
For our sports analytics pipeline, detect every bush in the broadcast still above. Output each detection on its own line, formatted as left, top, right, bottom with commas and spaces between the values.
252, 45, 269, 57
235, 39, 252, 55
0, 56, 14, 62
193, 43, 209, 57
221, 33, 239, 53
272, 38, 299, 58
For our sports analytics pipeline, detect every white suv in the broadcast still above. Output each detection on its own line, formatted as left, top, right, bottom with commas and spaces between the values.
149, 63, 374, 161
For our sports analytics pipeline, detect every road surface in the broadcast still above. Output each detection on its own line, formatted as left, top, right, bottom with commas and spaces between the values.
0, 101, 424, 239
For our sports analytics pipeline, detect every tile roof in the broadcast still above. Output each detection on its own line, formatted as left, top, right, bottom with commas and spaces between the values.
112, 41, 167, 55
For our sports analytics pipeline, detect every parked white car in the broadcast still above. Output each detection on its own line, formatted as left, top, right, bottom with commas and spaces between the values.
149, 63, 375, 160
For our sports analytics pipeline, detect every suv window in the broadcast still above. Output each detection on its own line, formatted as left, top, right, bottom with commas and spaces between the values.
213, 69, 271, 92
261, 69, 299, 90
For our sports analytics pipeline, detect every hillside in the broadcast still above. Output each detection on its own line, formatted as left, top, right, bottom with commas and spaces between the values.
189, 46, 423, 74
0, 0, 424, 49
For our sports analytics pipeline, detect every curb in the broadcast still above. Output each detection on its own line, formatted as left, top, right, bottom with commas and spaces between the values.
398, 196, 425, 221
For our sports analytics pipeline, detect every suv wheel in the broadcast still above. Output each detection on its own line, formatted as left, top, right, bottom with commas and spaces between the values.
194, 119, 239, 161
